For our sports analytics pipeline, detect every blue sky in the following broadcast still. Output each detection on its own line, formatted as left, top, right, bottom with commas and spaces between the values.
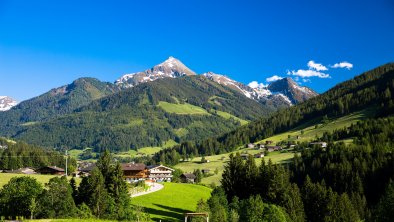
0, 0, 393, 101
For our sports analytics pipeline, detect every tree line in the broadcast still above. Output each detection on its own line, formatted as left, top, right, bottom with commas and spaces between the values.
0, 150, 149, 221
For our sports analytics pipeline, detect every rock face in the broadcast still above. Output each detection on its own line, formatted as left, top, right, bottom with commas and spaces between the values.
116, 56, 196, 88
202, 72, 318, 106
267, 77, 318, 104
0, 96, 18, 111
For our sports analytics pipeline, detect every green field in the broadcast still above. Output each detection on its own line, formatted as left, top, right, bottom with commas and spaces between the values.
175, 148, 296, 186
214, 110, 249, 125
157, 101, 210, 115
257, 107, 376, 144
26, 220, 118, 222
0, 173, 81, 188
132, 183, 212, 221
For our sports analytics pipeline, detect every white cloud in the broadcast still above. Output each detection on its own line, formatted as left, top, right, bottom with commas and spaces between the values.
248, 81, 267, 89
266, 75, 283, 82
302, 79, 311, 83
307, 60, 328, 71
289, 69, 330, 78
331, 61, 353, 70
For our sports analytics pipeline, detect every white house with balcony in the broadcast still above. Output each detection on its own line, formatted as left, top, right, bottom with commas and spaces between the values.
147, 165, 175, 182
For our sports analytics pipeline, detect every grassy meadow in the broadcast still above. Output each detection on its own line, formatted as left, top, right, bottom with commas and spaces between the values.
0, 173, 81, 188
132, 183, 212, 221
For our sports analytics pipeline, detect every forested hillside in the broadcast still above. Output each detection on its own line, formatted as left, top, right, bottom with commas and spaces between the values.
0, 77, 119, 136
9, 76, 274, 152
0, 138, 76, 172
156, 63, 394, 162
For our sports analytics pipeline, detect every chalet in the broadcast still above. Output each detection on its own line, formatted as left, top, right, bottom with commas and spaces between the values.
265, 140, 274, 145
310, 142, 327, 148
121, 163, 147, 183
3, 167, 36, 174
202, 169, 210, 174
247, 143, 255, 148
37, 166, 65, 175
147, 165, 174, 182
266, 146, 282, 151
181, 173, 197, 183
254, 153, 265, 158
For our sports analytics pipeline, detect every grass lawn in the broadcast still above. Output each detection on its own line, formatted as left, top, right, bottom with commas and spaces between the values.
157, 101, 210, 115
175, 148, 296, 186
132, 183, 212, 221
214, 110, 249, 125
0, 173, 81, 188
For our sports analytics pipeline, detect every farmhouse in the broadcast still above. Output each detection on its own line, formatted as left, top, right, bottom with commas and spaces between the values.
266, 146, 282, 151
181, 173, 197, 183
147, 165, 174, 182
121, 163, 148, 182
265, 140, 274, 145
37, 166, 65, 175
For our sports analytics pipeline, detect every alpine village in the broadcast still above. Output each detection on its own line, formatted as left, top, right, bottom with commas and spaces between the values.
1, 2, 394, 222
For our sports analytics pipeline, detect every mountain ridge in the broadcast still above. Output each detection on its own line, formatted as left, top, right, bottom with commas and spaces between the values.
0, 96, 18, 111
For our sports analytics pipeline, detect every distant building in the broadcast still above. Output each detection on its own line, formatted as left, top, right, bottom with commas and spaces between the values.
265, 140, 274, 145
266, 146, 282, 151
37, 166, 65, 175
310, 142, 327, 148
256, 144, 265, 149
240, 153, 250, 160
254, 153, 265, 158
77, 163, 96, 177
147, 165, 174, 182
181, 173, 197, 183
202, 169, 210, 174
247, 143, 255, 148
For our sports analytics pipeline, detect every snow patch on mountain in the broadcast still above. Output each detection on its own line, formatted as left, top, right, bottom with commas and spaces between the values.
0, 96, 18, 111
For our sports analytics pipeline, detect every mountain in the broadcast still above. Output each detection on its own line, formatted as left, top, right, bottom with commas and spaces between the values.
0, 77, 119, 135
116, 56, 196, 88
8, 75, 275, 152
0, 96, 18, 111
158, 63, 394, 157
202, 72, 318, 106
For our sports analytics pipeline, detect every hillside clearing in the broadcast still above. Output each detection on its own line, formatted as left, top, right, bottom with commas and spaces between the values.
132, 183, 212, 221
157, 101, 210, 115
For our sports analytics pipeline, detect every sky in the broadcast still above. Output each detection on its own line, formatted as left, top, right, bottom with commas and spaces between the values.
0, 0, 393, 101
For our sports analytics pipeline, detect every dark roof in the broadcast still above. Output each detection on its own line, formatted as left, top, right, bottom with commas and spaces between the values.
147, 165, 159, 169
121, 163, 146, 171
182, 173, 196, 179
40, 166, 65, 172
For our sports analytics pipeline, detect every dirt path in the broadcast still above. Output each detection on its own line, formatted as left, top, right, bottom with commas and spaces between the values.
131, 182, 164, 197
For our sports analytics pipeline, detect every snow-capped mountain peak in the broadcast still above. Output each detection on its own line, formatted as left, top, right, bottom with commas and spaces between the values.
0, 96, 18, 111
116, 56, 196, 88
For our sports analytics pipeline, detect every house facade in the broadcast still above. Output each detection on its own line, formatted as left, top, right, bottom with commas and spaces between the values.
147, 165, 174, 182
121, 163, 148, 182
181, 173, 196, 183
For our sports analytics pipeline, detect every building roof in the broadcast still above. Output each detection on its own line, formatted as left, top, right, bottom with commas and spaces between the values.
182, 173, 196, 179
79, 164, 96, 172
147, 165, 175, 171
121, 163, 146, 171
39, 166, 65, 172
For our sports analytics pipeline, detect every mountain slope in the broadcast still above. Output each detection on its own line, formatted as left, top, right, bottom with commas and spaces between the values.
10, 75, 275, 152
116, 56, 196, 88
202, 72, 318, 106
0, 96, 18, 111
157, 63, 394, 157
0, 77, 119, 135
